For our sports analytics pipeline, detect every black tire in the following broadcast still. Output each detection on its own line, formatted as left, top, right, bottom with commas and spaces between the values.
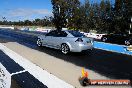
61, 43, 70, 54
37, 38, 42, 47
125, 40, 130, 46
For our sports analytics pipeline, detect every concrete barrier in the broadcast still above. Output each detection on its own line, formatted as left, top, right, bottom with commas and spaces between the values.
94, 41, 132, 55
0, 63, 11, 88
0, 26, 14, 29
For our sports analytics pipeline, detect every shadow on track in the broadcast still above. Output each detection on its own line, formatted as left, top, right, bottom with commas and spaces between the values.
37, 46, 132, 80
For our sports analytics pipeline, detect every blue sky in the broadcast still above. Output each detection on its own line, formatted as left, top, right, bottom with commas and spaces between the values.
0, 0, 114, 21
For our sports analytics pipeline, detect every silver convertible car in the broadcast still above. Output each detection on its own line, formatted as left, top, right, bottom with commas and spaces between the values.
37, 30, 94, 54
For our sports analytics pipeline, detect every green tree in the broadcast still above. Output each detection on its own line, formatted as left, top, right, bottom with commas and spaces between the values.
51, 0, 80, 30
112, 0, 131, 34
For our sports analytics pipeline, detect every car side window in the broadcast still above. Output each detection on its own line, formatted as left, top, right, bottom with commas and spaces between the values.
46, 31, 56, 36
57, 31, 67, 37
52, 31, 58, 37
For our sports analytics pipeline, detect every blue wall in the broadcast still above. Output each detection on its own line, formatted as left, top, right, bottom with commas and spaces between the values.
94, 41, 132, 55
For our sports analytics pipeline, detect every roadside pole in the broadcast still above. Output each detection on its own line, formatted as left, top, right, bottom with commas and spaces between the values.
129, 17, 132, 34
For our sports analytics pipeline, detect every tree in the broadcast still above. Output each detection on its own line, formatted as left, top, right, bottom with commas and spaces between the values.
112, 0, 131, 34
78, 0, 95, 32
125, 0, 132, 33
24, 20, 32, 26
51, 0, 80, 30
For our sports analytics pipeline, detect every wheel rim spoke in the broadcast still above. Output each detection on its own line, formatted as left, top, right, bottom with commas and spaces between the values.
61, 44, 69, 54
125, 40, 130, 45
37, 39, 41, 46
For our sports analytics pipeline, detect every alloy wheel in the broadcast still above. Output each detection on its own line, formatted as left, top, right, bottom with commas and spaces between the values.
102, 37, 107, 42
61, 44, 70, 54
37, 38, 42, 47
125, 40, 130, 46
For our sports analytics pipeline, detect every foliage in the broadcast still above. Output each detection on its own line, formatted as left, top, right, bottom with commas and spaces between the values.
51, 0, 80, 30
0, 16, 53, 27
0, 0, 131, 34
76, 0, 131, 34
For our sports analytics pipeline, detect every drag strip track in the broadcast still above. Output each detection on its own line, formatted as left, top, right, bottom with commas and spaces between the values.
0, 50, 48, 88
0, 43, 73, 88
0, 29, 132, 84
0, 29, 38, 48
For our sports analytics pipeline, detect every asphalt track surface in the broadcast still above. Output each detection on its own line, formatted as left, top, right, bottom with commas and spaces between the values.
0, 50, 48, 88
0, 29, 132, 86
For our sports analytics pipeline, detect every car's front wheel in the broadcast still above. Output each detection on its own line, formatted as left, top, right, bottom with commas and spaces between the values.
61, 43, 70, 54
125, 40, 130, 46
37, 38, 42, 47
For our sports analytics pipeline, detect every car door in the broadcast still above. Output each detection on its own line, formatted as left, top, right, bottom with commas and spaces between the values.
114, 34, 126, 44
109, 34, 121, 43
52, 31, 68, 49
42, 31, 56, 47
49, 31, 58, 48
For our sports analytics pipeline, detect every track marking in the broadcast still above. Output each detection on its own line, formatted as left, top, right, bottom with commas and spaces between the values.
0, 43, 74, 88
11, 70, 27, 76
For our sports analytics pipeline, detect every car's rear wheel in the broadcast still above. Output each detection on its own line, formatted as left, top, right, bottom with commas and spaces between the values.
125, 40, 130, 46
102, 37, 107, 42
61, 43, 70, 54
37, 38, 42, 47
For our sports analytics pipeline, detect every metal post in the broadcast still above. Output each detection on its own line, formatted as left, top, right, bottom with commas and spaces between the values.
128, 17, 132, 34
58, 5, 60, 15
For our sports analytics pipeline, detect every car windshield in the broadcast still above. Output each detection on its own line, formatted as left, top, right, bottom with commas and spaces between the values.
68, 30, 86, 37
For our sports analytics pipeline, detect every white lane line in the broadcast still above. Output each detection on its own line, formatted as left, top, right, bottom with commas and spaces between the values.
0, 43, 74, 88
11, 70, 27, 76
